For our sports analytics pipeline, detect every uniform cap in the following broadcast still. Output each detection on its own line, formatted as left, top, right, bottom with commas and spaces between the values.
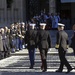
20, 22, 25, 25
29, 23, 36, 26
40, 23, 46, 26
58, 23, 65, 27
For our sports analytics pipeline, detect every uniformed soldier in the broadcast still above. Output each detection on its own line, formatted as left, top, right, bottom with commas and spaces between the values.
70, 24, 75, 56
55, 23, 74, 73
1, 28, 8, 58
20, 22, 26, 49
36, 23, 51, 72
4, 26, 10, 57
25, 23, 37, 69
10, 24, 16, 53
0, 29, 4, 59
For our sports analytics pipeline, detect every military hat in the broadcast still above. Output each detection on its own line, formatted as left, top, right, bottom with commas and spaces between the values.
40, 23, 46, 26
58, 23, 65, 27
29, 23, 36, 26
20, 22, 25, 25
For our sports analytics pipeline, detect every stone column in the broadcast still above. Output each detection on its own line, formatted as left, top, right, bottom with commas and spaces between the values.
11, 2, 14, 23
49, 0, 56, 14
20, 0, 23, 22
22, 0, 26, 22
0, 0, 3, 23
71, 3, 75, 25
4, 0, 7, 25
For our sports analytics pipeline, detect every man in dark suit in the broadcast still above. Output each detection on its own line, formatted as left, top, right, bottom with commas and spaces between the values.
36, 23, 51, 72
55, 23, 74, 73
25, 23, 37, 69
70, 24, 75, 56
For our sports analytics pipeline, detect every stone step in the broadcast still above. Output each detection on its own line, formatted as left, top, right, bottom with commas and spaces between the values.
10, 48, 74, 56
0, 68, 75, 73
17, 59, 75, 63
0, 56, 75, 68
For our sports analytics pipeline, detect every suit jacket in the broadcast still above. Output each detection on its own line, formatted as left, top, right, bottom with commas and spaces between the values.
37, 29, 51, 49
70, 32, 75, 49
25, 29, 37, 49
56, 30, 69, 50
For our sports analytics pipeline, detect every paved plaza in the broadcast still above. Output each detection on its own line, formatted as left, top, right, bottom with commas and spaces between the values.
0, 30, 75, 75
0, 48, 75, 75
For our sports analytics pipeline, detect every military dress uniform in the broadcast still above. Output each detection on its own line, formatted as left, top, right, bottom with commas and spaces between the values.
1, 29, 9, 58
36, 23, 51, 72
70, 31, 75, 55
55, 23, 73, 73
70, 24, 75, 56
25, 24, 37, 69
0, 33, 4, 59
10, 28, 16, 52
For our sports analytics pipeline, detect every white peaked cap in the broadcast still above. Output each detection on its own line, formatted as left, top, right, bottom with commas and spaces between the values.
40, 23, 46, 26
58, 23, 65, 26
21, 22, 25, 25
29, 23, 36, 26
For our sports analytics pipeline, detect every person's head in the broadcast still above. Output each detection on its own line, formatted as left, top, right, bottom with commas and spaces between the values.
20, 22, 25, 25
29, 23, 36, 30
72, 24, 75, 30
1, 28, 5, 34
10, 24, 14, 29
58, 23, 65, 31
4, 26, 8, 32
40, 23, 46, 30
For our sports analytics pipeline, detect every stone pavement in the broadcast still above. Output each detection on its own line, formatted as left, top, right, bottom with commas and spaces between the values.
0, 48, 75, 75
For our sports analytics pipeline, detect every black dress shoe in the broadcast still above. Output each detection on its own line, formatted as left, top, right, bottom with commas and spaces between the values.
66, 68, 73, 74
29, 66, 33, 69
42, 69, 47, 72
55, 70, 62, 72
41, 65, 44, 70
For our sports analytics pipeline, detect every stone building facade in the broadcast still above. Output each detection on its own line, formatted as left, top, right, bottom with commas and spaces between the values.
0, 0, 57, 27
0, 0, 75, 27
0, 0, 26, 27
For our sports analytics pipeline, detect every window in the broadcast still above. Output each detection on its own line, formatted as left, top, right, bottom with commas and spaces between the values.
6, 0, 13, 8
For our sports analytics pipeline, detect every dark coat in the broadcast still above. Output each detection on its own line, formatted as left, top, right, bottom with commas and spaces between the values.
70, 32, 75, 49
37, 29, 51, 49
56, 30, 69, 50
56, 30, 72, 70
25, 29, 37, 49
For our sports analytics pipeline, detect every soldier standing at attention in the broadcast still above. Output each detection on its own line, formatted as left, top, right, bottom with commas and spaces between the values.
0, 29, 4, 59
70, 24, 75, 56
36, 23, 51, 72
55, 23, 74, 73
25, 23, 37, 69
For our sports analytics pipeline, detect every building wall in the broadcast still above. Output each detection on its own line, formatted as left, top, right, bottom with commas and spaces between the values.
0, 0, 56, 27
49, 0, 56, 14
71, 3, 75, 25
0, 0, 25, 27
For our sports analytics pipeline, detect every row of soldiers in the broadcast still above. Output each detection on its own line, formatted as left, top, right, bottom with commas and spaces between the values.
25, 22, 75, 73
0, 22, 26, 60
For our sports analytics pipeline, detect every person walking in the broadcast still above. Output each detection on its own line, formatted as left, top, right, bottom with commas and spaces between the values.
36, 23, 51, 72
55, 23, 74, 73
70, 24, 75, 56
25, 23, 37, 69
